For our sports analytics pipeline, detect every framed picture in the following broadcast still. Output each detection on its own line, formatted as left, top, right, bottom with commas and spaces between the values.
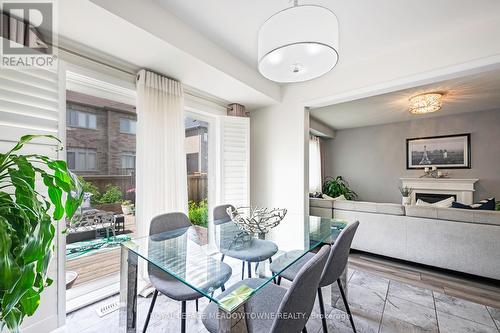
406, 133, 471, 169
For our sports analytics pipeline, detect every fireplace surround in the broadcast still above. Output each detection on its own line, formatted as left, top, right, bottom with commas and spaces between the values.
400, 178, 478, 205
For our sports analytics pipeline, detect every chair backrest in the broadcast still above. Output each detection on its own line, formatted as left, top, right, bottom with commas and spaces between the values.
148, 212, 192, 281
270, 244, 330, 333
149, 212, 192, 236
213, 204, 235, 225
320, 221, 359, 287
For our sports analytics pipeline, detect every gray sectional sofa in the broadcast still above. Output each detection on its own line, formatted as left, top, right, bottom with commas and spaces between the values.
310, 198, 500, 280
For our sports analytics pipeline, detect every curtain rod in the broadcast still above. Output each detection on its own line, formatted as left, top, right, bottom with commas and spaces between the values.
55, 44, 230, 108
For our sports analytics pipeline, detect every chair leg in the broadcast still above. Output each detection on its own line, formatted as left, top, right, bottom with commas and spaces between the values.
241, 261, 245, 280
195, 298, 199, 312
221, 254, 225, 262
247, 261, 252, 278
181, 301, 186, 333
277, 276, 282, 285
269, 258, 277, 284
142, 290, 158, 333
317, 288, 328, 333
338, 279, 357, 333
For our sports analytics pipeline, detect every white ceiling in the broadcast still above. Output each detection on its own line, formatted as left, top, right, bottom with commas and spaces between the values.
155, 0, 500, 69
310, 68, 500, 129
57, 0, 281, 109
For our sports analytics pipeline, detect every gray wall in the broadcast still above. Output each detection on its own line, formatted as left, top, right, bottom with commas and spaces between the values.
323, 109, 500, 203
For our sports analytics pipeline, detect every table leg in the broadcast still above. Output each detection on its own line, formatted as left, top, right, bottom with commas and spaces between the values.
119, 246, 138, 332
218, 305, 248, 333
331, 263, 348, 307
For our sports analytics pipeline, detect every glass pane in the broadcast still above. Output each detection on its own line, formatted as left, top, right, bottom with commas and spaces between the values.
87, 152, 96, 170
69, 110, 77, 126
122, 215, 346, 313
120, 118, 127, 133
76, 152, 86, 170
130, 120, 136, 134
88, 114, 96, 129
67, 152, 75, 169
78, 112, 86, 127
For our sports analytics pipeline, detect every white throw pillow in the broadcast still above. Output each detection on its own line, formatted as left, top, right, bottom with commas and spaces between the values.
322, 194, 346, 201
416, 197, 455, 208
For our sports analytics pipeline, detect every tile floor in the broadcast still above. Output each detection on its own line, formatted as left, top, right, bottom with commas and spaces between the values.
66, 265, 500, 333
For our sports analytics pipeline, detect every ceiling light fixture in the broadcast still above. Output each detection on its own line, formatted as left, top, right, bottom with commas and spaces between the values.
409, 92, 444, 114
258, 0, 339, 83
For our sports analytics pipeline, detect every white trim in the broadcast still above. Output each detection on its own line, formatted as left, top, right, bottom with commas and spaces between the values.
57, 61, 67, 328
65, 274, 120, 313
67, 70, 136, 103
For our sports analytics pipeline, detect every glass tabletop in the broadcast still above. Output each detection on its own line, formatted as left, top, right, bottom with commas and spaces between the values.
122, 215, 346, 313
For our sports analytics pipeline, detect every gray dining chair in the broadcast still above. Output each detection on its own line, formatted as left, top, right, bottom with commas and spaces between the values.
144, 212, 232, 333
213, 204, 278, 279
202, 244, 331, 333
270, 221, 360, 333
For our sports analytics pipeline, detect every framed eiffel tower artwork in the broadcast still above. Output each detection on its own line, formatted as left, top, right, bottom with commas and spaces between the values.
406, 134, 471, 169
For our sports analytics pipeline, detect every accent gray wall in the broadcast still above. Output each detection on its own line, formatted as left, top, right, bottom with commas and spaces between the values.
323, 109, 500, 203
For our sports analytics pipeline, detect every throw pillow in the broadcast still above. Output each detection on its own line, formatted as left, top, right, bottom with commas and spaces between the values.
416, 196, 455, 208
451, 197, 496, 210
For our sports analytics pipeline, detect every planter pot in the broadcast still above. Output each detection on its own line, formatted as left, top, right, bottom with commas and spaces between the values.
121, 205, 131, 215
402, 196, 412, 206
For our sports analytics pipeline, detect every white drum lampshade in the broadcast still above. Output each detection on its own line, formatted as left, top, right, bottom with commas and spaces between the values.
258, 5, 339, 83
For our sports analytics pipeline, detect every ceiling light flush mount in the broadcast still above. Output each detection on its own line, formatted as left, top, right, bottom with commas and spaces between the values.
409, 92, 444, 114
258, 1, 339, 83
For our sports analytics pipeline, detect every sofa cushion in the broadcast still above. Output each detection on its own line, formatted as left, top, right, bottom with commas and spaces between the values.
406, 206, 500, 226
309, 197, 334, 208
333, 200, 356, 211
405, 205, 438, 219
436, 207, 474, 223
376, 203, 406, 216
333, 201, 405, 216
473, 210, 500, 226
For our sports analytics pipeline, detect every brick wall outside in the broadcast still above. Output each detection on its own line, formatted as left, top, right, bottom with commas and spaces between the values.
66, 101, 137, 195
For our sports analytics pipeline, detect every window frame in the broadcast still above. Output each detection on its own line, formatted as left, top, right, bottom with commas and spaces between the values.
68, 109, 97, 129
120, 151, 136, 169
119, 117, 137, 135
66, 148, 97, 171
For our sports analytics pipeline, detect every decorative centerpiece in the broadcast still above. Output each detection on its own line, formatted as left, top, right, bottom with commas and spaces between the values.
227, 206, 287, 237
420, 166, 449, 179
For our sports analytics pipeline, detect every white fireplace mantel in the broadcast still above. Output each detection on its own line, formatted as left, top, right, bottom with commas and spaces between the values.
400, 178, 479, 205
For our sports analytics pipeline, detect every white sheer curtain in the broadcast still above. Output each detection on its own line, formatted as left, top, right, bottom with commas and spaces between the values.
135, 70, 188, 294
309, 135, 322, 193
136, 70, 188, 237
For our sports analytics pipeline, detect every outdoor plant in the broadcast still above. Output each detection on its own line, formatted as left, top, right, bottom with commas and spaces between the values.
98, 184, 123, 204
78, 176, 100, 204
322, 176, 358, 200
496, 201, 500, 211
399, 186, 413, 197
188, 199, 208, 227
0, 135, 83, 332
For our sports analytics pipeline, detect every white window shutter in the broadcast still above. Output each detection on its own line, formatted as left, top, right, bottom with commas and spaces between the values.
0, 67, 61, 153
218, 115, 250, 208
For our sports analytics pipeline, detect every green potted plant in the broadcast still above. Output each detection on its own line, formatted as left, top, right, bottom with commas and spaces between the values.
399, 186, 413, 205
0, 135, 83, 332
322, 176, 358, 200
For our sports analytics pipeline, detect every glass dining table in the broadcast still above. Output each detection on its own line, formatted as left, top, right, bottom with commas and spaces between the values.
119, 215, 348, 332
